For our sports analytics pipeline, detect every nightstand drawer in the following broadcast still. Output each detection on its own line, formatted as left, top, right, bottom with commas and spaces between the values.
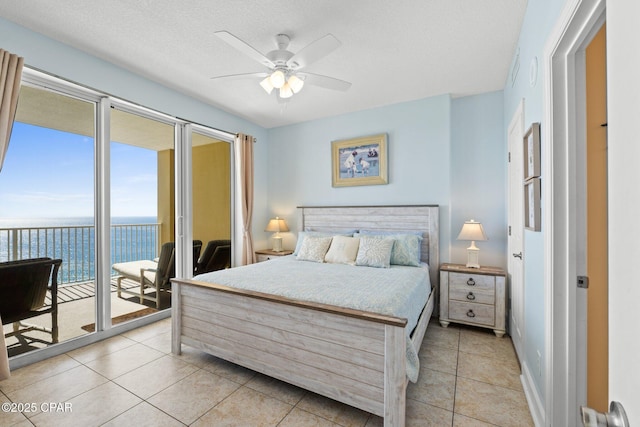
449, 300, 495, 326
449, 287, 494, 305
257, 254, 274, 262
449, 272, 495, 292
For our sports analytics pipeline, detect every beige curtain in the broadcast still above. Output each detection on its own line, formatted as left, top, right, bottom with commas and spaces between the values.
235, 133, 255, 265
0, 49, 24, 172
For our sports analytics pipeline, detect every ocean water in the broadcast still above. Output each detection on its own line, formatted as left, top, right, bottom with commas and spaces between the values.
0, 217, 159, 284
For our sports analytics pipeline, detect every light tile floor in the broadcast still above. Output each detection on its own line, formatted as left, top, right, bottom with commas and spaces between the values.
1, 318, 534, 426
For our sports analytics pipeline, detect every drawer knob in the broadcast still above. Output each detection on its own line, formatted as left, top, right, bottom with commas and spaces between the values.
466, 310, 476, 318
467, 278, 476, 286
466, 292, 476, 301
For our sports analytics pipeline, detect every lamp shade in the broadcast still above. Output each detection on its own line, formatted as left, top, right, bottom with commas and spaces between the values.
279, 82, 293, 99
259, 76, 274, 94
269, 70, 285, 88
457, 220, 488, 241
265, 217, 289, 233
288, 74, 305, 93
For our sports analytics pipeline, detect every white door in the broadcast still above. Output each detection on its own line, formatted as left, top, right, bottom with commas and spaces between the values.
507, 100, 525, 361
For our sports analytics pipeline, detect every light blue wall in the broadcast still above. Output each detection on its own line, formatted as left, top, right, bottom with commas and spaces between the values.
450, 91, 506, 269
0, 17, 270, 239
503, 0, 569, 403
267, 92, 507, 270
267, 95, 453, 258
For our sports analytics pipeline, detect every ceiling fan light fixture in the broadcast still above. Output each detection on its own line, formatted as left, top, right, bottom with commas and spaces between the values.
259, 76, 274, 94
288, 74, 305, 93
279, 82, 293, 99
269, 70, 285, 88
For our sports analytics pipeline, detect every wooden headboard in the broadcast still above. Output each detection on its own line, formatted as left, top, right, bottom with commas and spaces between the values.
297, 205, 440, 290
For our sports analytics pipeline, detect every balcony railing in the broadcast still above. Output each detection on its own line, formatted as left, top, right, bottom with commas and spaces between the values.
0, 223, 161, 285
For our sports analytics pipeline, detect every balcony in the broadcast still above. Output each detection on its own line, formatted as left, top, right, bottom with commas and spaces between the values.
1, 221, 163, 356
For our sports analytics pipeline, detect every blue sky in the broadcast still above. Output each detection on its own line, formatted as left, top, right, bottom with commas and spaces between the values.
0, 122, 157, 218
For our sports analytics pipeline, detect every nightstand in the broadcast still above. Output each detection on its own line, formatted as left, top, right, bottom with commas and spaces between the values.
439, 263, 507, 337
255, 249, 293, 262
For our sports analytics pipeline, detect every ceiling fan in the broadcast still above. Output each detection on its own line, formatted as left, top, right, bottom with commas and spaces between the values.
212, 31, 352, 99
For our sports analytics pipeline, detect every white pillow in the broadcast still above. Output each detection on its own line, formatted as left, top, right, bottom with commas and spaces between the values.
324, 235, 360, 265
296, 236, 333, 263
293, 231, 351, 255
355, 237, 394, 268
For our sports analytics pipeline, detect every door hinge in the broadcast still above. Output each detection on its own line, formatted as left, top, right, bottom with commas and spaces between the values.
577, 275, 589, 289
508, 152, 511, 162
508, 225, 511, 236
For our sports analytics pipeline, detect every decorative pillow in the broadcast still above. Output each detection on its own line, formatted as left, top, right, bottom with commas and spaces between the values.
324, 235, 360, 265
355, 237, 394, 268
354, 232, 422, 266
359, 230, 423, 262
294, 231, 354, 255
296, 236, 333, 263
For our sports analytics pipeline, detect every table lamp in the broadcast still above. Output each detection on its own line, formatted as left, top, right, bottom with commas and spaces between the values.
457, 219, 488, 268
265, 217, 289, 252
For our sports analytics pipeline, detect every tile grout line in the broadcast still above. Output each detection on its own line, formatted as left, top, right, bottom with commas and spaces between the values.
451, 328, 460, 427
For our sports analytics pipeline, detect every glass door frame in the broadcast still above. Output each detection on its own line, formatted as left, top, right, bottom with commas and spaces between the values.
184, 124, 236, 271
9, 67, 235, 370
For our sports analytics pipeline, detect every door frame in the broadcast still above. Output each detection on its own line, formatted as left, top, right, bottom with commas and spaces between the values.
542, 0, 605, 425
507, 99, 525, 363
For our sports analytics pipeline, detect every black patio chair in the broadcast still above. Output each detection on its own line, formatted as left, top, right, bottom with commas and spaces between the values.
0, 257, 62, 343
195, 239, 231, 275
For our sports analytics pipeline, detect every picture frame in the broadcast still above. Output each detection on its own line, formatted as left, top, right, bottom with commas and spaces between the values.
523, 122, 541, 180
524, 177, 541, 231
331, 133, 388, 187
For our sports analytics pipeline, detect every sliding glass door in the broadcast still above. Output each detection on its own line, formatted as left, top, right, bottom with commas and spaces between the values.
109, 106, 174, 320
0, 84, 97, 355
1, 68, 235, 363
191, 129, 232, 276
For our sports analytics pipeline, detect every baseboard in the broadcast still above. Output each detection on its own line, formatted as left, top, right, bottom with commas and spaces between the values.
521, 361, 545, 427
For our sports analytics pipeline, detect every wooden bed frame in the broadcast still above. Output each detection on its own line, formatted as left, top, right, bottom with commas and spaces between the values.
171, 205, 439, 426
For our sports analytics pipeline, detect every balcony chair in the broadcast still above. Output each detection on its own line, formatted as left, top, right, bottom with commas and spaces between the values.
195, 239, 231, 275
0, 257, 62, 344
113, 240, 202, 309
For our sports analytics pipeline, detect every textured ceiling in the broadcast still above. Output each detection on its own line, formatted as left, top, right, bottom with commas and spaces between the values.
0, 0, 527, 129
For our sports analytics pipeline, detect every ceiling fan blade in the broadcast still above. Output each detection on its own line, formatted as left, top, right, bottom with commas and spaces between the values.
214, 31, 275, 68
210, 72, 269, 81
299, 73, 352, 92
287, 34, 341, 70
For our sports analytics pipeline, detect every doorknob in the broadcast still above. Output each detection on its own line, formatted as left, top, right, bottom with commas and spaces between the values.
512, 252, 523, 259
581, 401, 629, 427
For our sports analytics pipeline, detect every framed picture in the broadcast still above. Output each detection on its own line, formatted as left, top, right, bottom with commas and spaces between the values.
331, 133, 388, 187
524, 177, 541, 231
523, 123, 541, 180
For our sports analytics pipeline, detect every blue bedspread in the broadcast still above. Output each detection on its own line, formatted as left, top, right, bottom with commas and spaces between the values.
194, 255, 431, 382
